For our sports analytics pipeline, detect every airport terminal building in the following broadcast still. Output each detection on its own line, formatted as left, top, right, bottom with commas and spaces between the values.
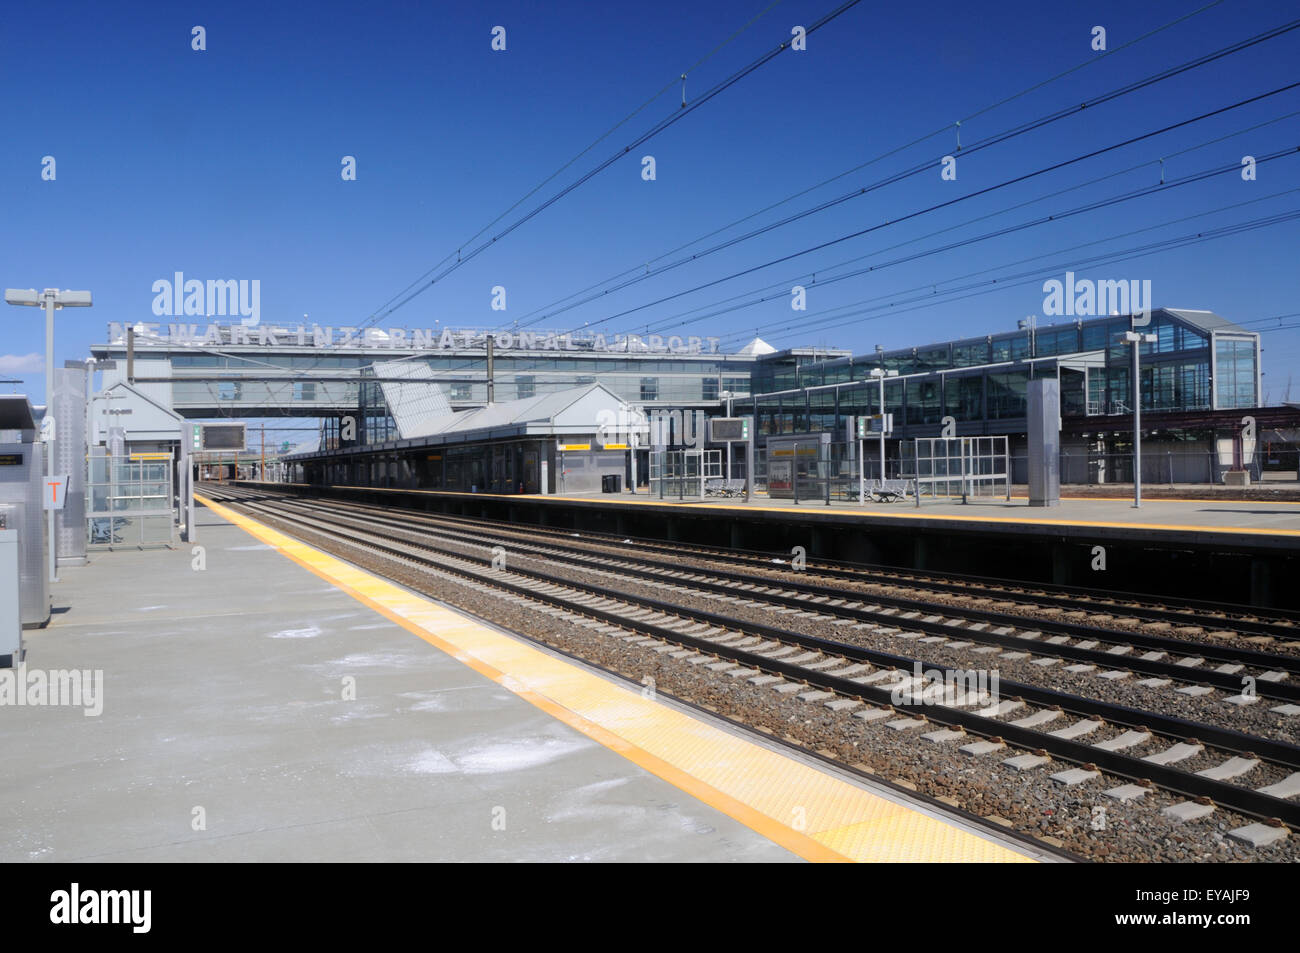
89, 308, 1293, 489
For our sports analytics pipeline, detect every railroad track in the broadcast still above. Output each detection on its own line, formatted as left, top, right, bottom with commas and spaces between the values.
210, 486, 1300, 703
221, 482, 1300, 645
205, 486, 1300, 853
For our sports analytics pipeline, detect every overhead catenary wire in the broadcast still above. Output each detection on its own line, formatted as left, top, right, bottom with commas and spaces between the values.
725, 193, 1300, 346
711, 146, 1300, 343
560, 92, 1300, 336
514, 13, 1300, 337
610, 107, 1300, 337
508, 0, 1231, 329
270, 0, 793, 401
367, 0, 868, 327
359, 0, 789, 325
743, 209, 1300, 348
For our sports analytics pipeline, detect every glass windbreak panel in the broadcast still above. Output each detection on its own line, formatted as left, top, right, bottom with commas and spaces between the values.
987, 370, 1029, 418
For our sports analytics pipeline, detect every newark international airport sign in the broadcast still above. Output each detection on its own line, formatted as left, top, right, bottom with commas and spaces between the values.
108, 322, 725, 355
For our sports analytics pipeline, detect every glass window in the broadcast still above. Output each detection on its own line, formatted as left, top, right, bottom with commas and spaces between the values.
516, 376, 535, 399
1082, 321, 1109, 351
884, 378, 904, 424
943, 375, 982, 420
1036, 326, 1079, 357
810, 389, 836, 432
987, 370, 1029, 419
1215, 338, 1257, 409
914, 347, 950, 372
639, 377, 658, 401
906, 377, 942, 425
952, 341, 990, 367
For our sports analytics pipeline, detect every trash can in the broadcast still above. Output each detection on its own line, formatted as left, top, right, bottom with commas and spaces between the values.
601, 474, 622, 493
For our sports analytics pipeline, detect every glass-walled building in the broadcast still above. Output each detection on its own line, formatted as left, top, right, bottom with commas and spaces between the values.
745, 309, 1260, 439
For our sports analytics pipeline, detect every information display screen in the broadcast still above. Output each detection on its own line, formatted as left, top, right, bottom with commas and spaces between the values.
202, 424, 246, 451
708, 418, 750, 442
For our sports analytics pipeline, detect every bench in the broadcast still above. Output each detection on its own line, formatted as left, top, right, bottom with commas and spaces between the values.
705, 478, 747, 498
848, 479, 912, 503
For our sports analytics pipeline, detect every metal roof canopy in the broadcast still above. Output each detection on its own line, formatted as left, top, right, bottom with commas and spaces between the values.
289, 383, 639, 461
0, 395, 38, 431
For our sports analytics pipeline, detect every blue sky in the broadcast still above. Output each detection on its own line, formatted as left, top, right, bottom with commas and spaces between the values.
3, 0, 1299, 409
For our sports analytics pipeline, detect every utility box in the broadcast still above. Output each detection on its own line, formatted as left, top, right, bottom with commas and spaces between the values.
1027, 378, 1061, 507
0, 529, 21, 666
0, 396, 51, 627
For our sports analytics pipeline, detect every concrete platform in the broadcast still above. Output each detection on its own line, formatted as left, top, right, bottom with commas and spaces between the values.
0, 504, 1038, 863
540, 489, 1300, 541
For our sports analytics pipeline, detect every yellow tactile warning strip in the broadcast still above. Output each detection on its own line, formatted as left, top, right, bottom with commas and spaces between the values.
197, 494, 1034, 863
284, 483, 1300, 538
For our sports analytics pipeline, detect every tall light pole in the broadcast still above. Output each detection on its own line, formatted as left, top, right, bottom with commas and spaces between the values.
720, 389, 734, 480
868, 364, 898, 484
5, 288, 93, 583
1124, 328, 1158, 508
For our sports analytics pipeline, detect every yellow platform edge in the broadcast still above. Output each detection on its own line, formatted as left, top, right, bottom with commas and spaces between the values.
247, 483, 1300, 538
197, 493, 1035, 864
